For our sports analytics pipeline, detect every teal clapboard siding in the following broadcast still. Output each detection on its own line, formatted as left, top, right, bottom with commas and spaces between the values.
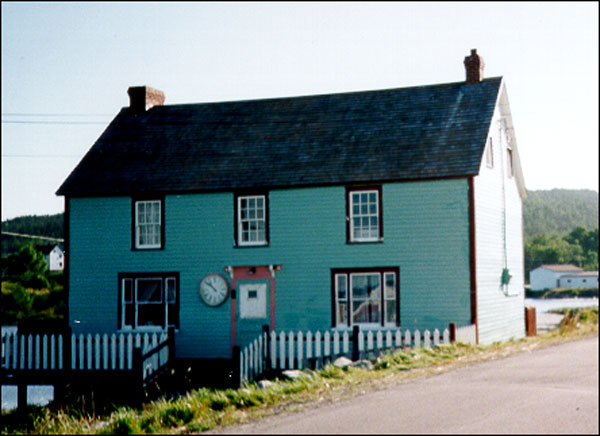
68, 178, 472, 358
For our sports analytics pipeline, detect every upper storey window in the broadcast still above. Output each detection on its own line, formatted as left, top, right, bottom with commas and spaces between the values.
235, 193, 269, 246
134, 199, 163, 250
347, 187, 383, 243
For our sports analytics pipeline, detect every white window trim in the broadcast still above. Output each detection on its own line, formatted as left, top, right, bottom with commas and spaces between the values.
135, 200, 162, 249
237, 195, 267, 246
349, 190, 380, 242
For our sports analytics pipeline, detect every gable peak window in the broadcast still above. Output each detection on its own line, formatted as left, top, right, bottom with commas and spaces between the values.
134, 198, 163, 249
506, 146, 514, 178
347, 187, 383, 243
485, 137, 494, 168
235, 193, 269, 246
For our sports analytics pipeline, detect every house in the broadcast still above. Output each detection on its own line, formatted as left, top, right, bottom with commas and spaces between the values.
529, 264, 584, 291
43, 245, 65, 272
56, 49, 527, 361
558, 271, 598, 289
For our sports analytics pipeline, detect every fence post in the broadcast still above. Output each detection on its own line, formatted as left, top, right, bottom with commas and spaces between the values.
132, 346, 144, 407
449, 323, 457, 343
352, 325, 360, 361
232, 345, 242, 388
262, 324, 270, 373
168, 326, 176, 361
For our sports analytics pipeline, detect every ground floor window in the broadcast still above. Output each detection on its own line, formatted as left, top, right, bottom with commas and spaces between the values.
332, 267, 399, 327
118, 272, 179, 330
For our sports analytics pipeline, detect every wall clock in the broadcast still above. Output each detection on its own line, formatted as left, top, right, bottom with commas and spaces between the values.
199, 273, 229, 307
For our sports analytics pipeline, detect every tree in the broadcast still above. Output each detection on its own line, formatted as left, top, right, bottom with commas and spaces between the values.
2, 244, 50, 289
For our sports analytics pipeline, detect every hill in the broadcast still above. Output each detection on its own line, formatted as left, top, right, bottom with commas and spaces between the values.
523, 189, 598, 241
1, 213, 64, 257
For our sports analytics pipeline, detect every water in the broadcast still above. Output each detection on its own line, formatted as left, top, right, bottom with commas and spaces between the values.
2, 326, 54, 412
2, 385, 54, 412
524, 297, 598, 313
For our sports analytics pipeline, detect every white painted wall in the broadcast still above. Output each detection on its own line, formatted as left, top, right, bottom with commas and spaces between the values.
529, 267, 561, 291
474, 80, 525, 345
559, 274, 599, 289
46, 246, 64, 271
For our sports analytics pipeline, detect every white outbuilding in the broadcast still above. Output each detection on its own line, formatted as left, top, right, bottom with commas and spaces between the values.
529, 264, 583, 291
558, 271, 599, 289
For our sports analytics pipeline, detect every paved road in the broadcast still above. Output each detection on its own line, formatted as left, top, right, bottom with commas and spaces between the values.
213, 337, 598, 434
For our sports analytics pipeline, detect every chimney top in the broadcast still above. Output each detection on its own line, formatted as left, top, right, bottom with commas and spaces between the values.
127, 86, 165, 114
464, 49, 485, 85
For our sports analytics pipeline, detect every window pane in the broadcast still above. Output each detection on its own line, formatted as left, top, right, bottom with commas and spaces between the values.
352, 275, 369, 299
384, 273, 396, 298
123, 279, 133, 303
257, 197, 263, 208
369, 192, 376, 203
352, 300, 380, 324
385, 301, 396, 324
336, 275, 347, 300
137, 203, 145, 224
138, 304, 164, 327
361, 193, 368, 202
137, 279, 162, 302
337, 302, 347, 325
168, 304, 178, 328
166, 278, 176, 303
124, 302, 134, 327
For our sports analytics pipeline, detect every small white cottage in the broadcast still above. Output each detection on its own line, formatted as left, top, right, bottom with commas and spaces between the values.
529, 264, 583, 291
44, 245, 65, 272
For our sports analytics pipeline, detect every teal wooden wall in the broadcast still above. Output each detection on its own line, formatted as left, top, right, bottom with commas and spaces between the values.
68, 178, 472, 358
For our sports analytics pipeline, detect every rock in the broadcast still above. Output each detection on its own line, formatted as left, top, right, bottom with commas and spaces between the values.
281, 369, 305, 380
257, 380, 274, 390
351, 359, 374, 370
333, 356, 353, 368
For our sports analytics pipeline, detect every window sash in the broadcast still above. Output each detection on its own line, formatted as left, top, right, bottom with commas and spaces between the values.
135, 200, 162, 249
120, 275, 177, 330
238, 195, 267, 246
349, 190, 380, 242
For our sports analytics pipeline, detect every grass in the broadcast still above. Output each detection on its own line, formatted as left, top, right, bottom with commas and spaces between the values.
2, 308, 598, 435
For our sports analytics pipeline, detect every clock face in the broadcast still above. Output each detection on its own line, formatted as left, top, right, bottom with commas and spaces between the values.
199, 274, 229, 307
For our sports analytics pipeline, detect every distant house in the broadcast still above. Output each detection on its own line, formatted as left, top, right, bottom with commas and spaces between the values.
43, 245, 65, 272
558, 271, 599, 289
56, 49, 527, 359
529, 264, 583, 291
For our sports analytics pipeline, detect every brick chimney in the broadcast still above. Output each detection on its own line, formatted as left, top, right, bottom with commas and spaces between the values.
127, 86, 165, 114
464, 49, 485, 84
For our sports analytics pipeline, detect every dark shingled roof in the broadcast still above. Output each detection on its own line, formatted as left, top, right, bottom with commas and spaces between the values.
57, 77, 503, 196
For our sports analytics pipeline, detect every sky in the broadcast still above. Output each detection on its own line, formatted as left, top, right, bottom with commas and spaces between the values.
2, 2, 598, 221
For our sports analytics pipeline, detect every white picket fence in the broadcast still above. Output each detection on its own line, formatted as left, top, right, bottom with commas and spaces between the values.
1, 330, 171, 381
239, 327, 453, 384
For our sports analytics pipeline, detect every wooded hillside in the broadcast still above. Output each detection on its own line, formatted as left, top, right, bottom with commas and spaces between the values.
1, 213, 63, 256
523, 189, 598, 240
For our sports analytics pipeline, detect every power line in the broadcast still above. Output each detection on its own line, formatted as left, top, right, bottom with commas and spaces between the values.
2, 120, 108, 125
2, 113, 113, 117
2, 154, 81, 158
1, 231, 64, 243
